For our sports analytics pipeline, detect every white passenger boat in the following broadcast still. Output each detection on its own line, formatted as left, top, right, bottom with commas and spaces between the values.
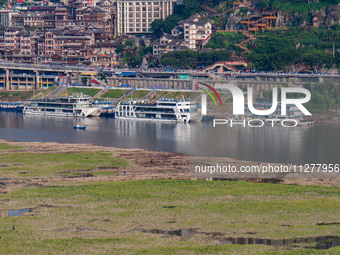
23, 95, 101, 117
115, 99, 200, 122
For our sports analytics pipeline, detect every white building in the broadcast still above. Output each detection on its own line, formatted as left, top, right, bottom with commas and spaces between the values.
0, 10, 19, 27
183, 17, 212, 50
115, 0, 177, 35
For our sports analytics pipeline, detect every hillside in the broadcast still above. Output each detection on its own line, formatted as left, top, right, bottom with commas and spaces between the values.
154, 0, 340, 71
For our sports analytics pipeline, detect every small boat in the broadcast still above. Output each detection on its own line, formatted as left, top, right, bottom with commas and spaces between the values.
73, 124, 86, 130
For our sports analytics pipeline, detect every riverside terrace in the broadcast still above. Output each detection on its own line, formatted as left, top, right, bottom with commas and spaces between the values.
0, 61, 339, 91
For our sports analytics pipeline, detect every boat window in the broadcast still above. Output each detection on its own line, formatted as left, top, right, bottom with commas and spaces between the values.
158, 103, 176, 106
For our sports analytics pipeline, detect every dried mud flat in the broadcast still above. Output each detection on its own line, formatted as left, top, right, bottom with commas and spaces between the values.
0, 139, 339, 190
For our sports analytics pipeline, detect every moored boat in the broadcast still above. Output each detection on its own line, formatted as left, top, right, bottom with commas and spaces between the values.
23, 94, 101, 117
115, 99, 200, 122
0, 102, 24, 112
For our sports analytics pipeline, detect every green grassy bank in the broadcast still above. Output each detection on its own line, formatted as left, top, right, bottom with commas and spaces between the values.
0, 179, 339, 254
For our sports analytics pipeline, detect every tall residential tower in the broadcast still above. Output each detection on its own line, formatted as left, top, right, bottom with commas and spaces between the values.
115, 0, 177, 35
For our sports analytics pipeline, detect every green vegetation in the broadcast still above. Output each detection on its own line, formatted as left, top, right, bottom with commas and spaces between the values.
117, 40, 152, 68
262, 81, 340, 112
0, 144, 339, 253
150, 0, 236, 37
206, 32, 247, 53
31, 86, 57, 100
0, 143, 23, 150
161, 50, 231, 68
0, 91, 34, 101
81, 77, 88, 86
29, 26, 36, 32
0, 180, 339, 254
0, 151, 129, 178
248, 27, 338, 71
130, 90, 150, 99
121, 50, 142, 68
305, 82, 340, 111
150, 0, 339, 71
257, 0, 339, 13
151, 0, 200, 37
65, 88, 101, 97
152, 0, 241, 36
153, 91, 194, 101
101, 89, 126, 99
211, 16, 229, 29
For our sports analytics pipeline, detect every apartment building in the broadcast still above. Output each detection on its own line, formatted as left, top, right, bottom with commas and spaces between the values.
11, 5, 113, 32
183, 17, 212, 50
0, 10, 19, 26
0, 26, 97, 64
75, 6, 111, 31
153, 34, 187, 57
96, 0, 115, 14
115, 0, 177, 35
54, 7, 75, 29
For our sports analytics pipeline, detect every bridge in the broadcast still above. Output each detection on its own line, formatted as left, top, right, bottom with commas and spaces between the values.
0, 61, 339, 91
0, 61, 98, 74
0, 61, 98, 90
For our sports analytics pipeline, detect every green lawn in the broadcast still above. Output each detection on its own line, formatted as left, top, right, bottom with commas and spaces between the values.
0, 91, 34, 101
153, 91, 196, 101
0, 180, 339, 254
0, 151, 130, 178
130, 90, 150, 99
66, 88, 101, 97
32, 86, 57, 99
101, 89, 127, 99
0, 143, 24, 150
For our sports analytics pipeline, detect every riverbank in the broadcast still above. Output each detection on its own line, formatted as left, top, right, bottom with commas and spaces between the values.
0, 139, 339, 191
312, 112, 340, 123
0, 139, 189, 193
0, 140, 339, 254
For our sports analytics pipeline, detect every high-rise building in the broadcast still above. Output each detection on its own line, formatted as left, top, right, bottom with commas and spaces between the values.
115, 0, 177, 35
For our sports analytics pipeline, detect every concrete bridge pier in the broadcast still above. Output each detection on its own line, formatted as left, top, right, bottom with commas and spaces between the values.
5, 69, 9, 90
35, 71, 40, 90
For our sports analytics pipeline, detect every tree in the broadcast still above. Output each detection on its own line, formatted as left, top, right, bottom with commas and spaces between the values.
151, 0, 203, 38
125, 39, 133, 47
115, 44, 125, 54
81, 77, 88, 86
151, 19, 166, 37
160, 50, 231, 68
248, 39, 301, 71
302, 50, 332, 68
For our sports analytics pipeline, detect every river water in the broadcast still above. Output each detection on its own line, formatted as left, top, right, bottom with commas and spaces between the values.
0, 112, 339, 164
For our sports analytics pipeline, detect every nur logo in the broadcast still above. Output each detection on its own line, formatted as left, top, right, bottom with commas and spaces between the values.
195, 83, 223, 115
196, 83, 312, 117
